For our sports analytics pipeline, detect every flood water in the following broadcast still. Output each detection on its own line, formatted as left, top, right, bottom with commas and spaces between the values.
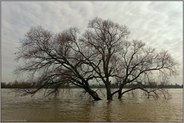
1, 88, 183, 122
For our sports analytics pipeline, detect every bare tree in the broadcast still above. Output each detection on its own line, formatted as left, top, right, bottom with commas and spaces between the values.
110, 40, 178, 99
79, 17, 129, 100
16, 26, 101, 100
16, 17, 178, 101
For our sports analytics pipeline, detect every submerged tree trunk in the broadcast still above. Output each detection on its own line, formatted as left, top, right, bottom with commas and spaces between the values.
118, 89, 123, 99
118, 83, 125, 99
85, 88, 101, 101
106, 83, 112, 100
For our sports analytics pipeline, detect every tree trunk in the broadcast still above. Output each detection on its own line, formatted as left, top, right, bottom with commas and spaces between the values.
118, 84, 124, 99
106, 84, 112, 100
118, 90, 122, 99
85, 88, 101, 101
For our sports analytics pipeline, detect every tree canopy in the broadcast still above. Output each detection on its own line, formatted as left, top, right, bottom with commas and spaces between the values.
15, 17, 178, 100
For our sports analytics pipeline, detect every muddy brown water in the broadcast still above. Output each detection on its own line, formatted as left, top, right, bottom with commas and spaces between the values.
1, 88, 183, 122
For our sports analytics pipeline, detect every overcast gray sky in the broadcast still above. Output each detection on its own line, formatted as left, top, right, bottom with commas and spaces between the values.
1, 1, 183, 84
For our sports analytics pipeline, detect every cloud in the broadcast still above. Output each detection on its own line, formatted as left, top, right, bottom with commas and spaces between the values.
1, 1, 183, 83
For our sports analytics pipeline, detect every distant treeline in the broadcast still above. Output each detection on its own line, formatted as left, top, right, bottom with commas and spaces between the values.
1, 81, 183, 89
94, 83, 183, 89
1, 81, 70, 89
1, 81, 34, 89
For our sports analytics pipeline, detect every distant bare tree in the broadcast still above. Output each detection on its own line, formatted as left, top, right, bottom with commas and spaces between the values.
16, 17, 178, 101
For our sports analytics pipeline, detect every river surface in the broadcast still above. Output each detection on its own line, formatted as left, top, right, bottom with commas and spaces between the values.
1, 88, 183, 122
